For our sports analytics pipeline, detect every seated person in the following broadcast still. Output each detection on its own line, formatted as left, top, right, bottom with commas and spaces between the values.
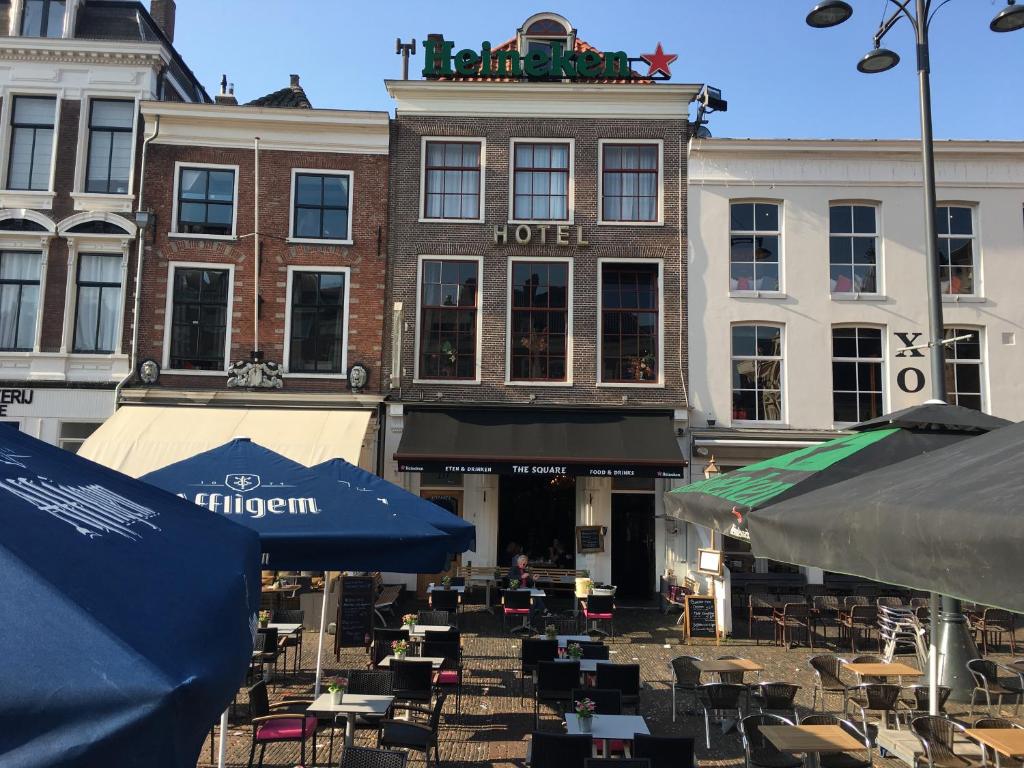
507, 554, 546, 624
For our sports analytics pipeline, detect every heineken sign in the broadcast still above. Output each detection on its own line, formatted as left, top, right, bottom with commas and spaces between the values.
422, 38, 678, 81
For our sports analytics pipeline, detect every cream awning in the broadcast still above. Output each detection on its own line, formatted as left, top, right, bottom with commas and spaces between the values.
79, 406, 373, 477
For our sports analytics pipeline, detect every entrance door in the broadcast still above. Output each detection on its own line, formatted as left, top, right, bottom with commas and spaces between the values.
498, 475, 576, 569
416, 490, 463, 597
611, 494, 655, 599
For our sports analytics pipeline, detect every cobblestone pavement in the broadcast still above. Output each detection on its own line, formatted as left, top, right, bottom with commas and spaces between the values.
198, 600, 1022, 768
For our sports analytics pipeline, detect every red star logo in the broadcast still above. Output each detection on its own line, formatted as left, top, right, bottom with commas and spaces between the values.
730, 506, 744, 524
640, 42, 678, 78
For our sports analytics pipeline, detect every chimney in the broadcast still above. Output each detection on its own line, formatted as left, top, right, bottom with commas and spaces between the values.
215, 74, 237, 106
150, 0, 176, 44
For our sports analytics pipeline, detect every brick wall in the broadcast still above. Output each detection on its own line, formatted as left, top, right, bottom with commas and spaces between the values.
134, 142, 388, 394
385, 114, 689, 409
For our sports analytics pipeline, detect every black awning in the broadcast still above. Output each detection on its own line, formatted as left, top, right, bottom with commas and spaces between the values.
395, 408, 686, 478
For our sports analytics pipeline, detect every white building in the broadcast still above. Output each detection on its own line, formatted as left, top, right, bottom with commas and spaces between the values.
677, 137, 1024, 615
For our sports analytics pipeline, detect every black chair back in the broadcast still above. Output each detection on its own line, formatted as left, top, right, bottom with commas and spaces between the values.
272, 609, 304, 624
505, 589, 532, 610
247, 680, 270, 717
348, 669, 395, 696
633, 734, 695, 768
422, 639, 460, 665
425, 628, 457, 642
572, 687, 621, 715
580, 641, 610, 660
671, 655, 703, 687
430, 589, 459, 613
391, 659, 433, 701
586, 594, 614, 614
537, 661, 581, 695
340, 745, 408, 768
417, 609, 449, 626
257, 626, 278, 649
372, 629, 410, 666
700, 682, 747, 710
448, 576, 466, 586
522, 638, 558, 667
595, 662, 640, 696
531, 731, 593, 768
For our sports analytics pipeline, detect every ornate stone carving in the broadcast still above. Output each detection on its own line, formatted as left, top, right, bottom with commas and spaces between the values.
226, 359, 284, 389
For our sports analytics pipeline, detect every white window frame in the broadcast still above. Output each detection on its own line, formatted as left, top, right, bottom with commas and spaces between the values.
596, 257, 665, 388
828, 200, 884, 299
413, 254, 483, 384
507, 137, 575, 225
70, 94, 140, 213
57, 419, 103, 453
13, 0, 73, 38
0, 211, 54, 354
936, 201, 982, 301
943, 325, 986, 412
505, 255, 573, 386
170, 161, 240, 240
418, 136, 486, 225
161, 261, 235, 375
597, 138, 664, 227
60, 228, 132, 356
287, 168, 355, 245
730, 322, 785, 425
727, 199, 784, 298
830, 324, 887, 427
0, 90, 61, 209
283, 265, 352, 378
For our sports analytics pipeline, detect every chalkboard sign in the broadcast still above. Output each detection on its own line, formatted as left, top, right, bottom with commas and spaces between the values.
685, 595, 718, 639
576, 525, 605, 554
336, 575, 374, 648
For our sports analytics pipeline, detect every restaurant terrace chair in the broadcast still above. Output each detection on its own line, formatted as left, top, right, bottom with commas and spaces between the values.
424, 628, 457, 643
967, 659, 1024, 717
504, 589, 533, 635
530, 732, 594, 768
520, 638, 558, 702
851, 655, 887, 684
273, 609, 304, 673
596, 662, 642, 713
843, 606, 880, 653
573, 687, 621, 715
878, 596, 908, 609
255, 627, 283, 685
535, 660, 581, 728
844, 596, 870, 611
972, 718, 1024, 768
543, 617, 580, 636
775, 602, 813, 649
423, 638, 463, 714
814, 595, 843, 643
749, 682, 799, 722
391, 659, 434, 707
809, 654, 853, 714
246, 680, 315, 768
377, 692, 447, 768
371, 629, 410, 668
799, 713, 873, 768
900, 685, 951, 724
716, 654, 752, 685
974, 609, 1017, 656
739, 713, 802, 768
633, 733, 696, 768
699, 683, 748, 749
670, 655, 703, 722
580, 641, 610, 660
849, 683, 903, 741
911, 715, 983, 768
342, 670, 396, 738
417, 610, 450, 628
581, 594, 615, 638
428, 588, 460, 624
339, 745, 407, 768
750, 595, 777, 645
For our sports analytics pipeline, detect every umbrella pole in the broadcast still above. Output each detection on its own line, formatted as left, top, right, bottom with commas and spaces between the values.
314, 570, 330, 697
929, 592, 940, 715
217, 708, 228, 768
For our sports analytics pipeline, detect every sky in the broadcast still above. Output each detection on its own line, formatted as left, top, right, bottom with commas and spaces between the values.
173, 1, 1024, 140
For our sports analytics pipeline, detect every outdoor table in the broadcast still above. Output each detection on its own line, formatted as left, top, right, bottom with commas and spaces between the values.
554, 657, 599, 673
267, 622, 303, 636
761, 724, 865, 755
967, 729, 1024, 761
308, 692, 394, 763
532, 633, 592, 647
427, 583, 466, 594
377, 655, 446, 669
842, 661, 922, 680
408, 624, 453, 637
565, 713, 650, 757
695, 658, 764, 675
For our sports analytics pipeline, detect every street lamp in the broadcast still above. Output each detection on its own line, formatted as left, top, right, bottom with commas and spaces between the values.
806, 0, 1022, 705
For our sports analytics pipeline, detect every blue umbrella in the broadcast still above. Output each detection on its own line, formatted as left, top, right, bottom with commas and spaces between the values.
312, 457, 476, 552
0, 427, 260, 768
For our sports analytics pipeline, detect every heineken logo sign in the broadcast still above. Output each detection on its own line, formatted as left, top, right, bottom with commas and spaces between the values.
422, 38, 678, 81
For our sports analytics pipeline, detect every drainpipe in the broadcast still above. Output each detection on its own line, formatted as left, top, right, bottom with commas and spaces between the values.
114, 112, 160, 410
253, 136, 260, 357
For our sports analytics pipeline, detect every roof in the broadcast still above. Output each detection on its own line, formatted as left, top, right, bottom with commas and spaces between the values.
245, 74, 313, 109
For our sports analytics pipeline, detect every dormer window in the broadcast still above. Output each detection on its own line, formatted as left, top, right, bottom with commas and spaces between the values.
21, 0, 66, 38
520, 15, 573, 57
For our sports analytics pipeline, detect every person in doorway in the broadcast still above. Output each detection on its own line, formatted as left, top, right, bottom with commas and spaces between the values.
502, 541, 522, 567
548, 538, 570, 568
507, 554, 547, 625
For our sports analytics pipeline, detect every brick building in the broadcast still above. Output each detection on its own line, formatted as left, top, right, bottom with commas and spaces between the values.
78, 76, 391, 474
382, 13, 699, 596
0, 0, 205, 448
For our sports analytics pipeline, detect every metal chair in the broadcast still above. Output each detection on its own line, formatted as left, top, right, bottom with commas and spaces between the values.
535, 660, 581, 728
377, 692, 447, 768
775, 602, 813, 649
810, 654, 853, 714
504, 589, 533, 635
972, 718, 1024, 768
749, 682, 799, 722
843, 606, 880, 653
699, 683, 747, 749
245, 680, 315, 768
975, 609, 1017, 656
595, 662, 641, 713
371, 629, 410, 668
670, 655, 703, 722
851, 655, 887, 684
900, 685, 951, 723
911, 715, 983, 768
849, 683, 903, 742
428, 589, 460, 625
813, 595, 842, 643
530, 731, 594, 768
339, 746, 407, 768
800, 713, 873, 768
416, 610, 450, 628
272, 609, 304, 673
749, 594, 776, 645
633, 733, 696, 768
391, 659, 434, 706
572, 687, 621, 715
520, 638, 558, 702
581, 594, 615, 638
423, 638, 462, 714
716, 655, 749, 685
739, 713, 802, 768
255, 627, 282, 683
968, 659, 1024, 717
580, 641, 610, 660
543, 617, 580, 636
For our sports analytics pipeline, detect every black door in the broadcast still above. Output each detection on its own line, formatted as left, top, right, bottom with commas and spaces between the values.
611, 494, 655, 599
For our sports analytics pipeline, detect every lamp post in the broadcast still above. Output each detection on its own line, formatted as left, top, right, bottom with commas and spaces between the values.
806, 0, 1023, 704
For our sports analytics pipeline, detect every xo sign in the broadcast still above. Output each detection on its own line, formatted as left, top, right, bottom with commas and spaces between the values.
894, 332, 926, 394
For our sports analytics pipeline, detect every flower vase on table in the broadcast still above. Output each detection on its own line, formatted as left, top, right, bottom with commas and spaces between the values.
391, 639, 409, 660
402, 613, 417, 631
575, 698, 596, 733
566, 643, 583, 661
328, 677, 347, 705
257, 610, 270, 629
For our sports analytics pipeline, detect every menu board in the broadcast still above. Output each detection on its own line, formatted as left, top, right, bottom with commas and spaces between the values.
336, 575, 374, 648
576, 525, 605, 554
685, 595, 718, 639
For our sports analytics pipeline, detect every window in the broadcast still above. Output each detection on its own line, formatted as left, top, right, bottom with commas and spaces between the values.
510, 260, 568, 381
169, 267, 229, 370
288, 270, 347, 374
59, 422, 99, 454
423, 141, 481, 220
730, 202, 780, 292
7, 96, 56, 191
600, 262, 659, 383
937, 205, 976, 295
731, 324, 782, 421
831, 326, 883, 423
86, 100, 134, 194
0, 251, 41, 351
944, 327, 983, 411
601, 144, 659, 223
292, 172, 351, 241
20, 0, 64, 37
512, 142, 569, 221
176, 167, 235, 236
829, 204, 878, 293
73, 254, 122, 353
522, 17, 571, 56
418, 259, 478, 379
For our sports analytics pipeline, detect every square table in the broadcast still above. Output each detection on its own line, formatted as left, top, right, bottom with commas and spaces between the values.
408, 624, 454, 637
377, 655, 445, 670
550, 634, 592, 647
308, 692, 394, 762
695, 658, 764, 675
842, 661, 922, 678
267, 622, 303, 636
966, 729, 1024, 760
427, 583, 466, 594
554, 657, 598, 673
565, 714, 650, 756
762, 725, 865, 754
